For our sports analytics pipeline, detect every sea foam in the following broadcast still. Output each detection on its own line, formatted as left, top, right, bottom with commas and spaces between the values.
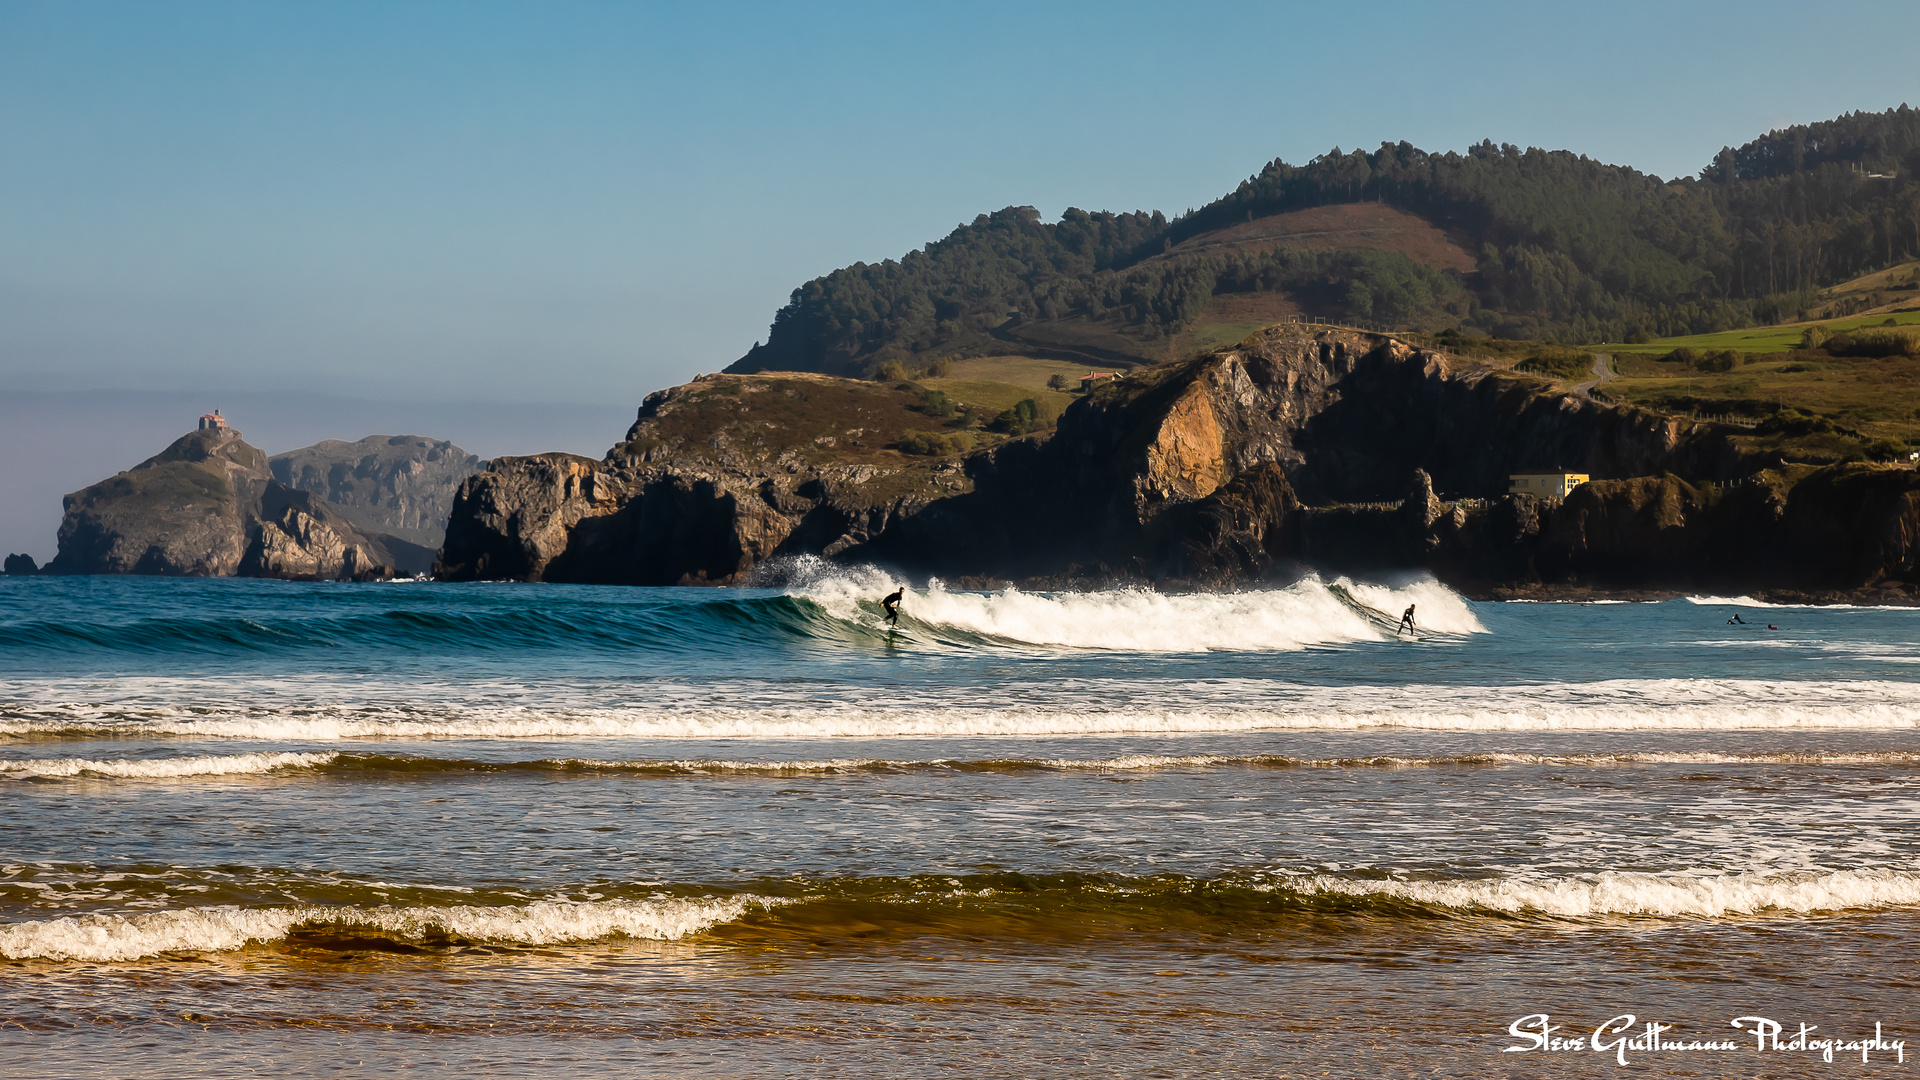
782, 560, 1486, 650
1295, 867, 1920, 919
0, 895, 773, 963
6, 677, 1920, 740
0, 751, 337, 779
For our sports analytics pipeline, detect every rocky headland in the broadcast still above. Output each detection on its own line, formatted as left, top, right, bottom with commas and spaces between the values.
269, 435, 484, 549
45, 426, 474, 579
437, 325, 1920, 601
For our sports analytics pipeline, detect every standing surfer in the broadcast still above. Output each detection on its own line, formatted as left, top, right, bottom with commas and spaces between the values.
882, 588, 903, 627
1398, 604, 1416, 636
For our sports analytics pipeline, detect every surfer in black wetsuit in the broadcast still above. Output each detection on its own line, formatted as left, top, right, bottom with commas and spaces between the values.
882, 588, 903, 627
1398, 604, 1416, 636
1727, 613, 1746, 625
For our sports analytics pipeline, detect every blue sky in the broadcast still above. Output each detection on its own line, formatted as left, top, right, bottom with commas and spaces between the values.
2, 0, 1918, 556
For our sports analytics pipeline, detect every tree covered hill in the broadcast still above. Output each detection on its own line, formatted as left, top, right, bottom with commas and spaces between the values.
728, 106, 1920, 377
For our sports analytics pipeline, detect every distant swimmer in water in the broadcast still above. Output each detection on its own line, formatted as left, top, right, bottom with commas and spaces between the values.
1767, 623, 1779, 631
1398, 604, 1416, 636
1727, 613, 1746, 625
882, 588, 903, 627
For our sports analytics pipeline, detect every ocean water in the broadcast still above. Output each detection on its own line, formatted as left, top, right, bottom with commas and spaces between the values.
3, 563, 1918, 1077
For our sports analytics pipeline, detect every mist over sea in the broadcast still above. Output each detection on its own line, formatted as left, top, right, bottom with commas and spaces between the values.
3, 569, 1918, 1077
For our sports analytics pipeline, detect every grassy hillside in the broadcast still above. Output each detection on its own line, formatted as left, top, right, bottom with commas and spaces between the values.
1157, 202, 1476, 271
1603, 349, 1920, 460
616, 369, 1082, 472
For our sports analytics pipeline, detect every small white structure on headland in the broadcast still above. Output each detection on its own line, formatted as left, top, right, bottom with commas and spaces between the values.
198, 410, 230, 431
1509, 471, 1589, 497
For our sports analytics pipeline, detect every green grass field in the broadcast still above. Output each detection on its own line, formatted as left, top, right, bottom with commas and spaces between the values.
916, 376, 1078, 416
936, 355, 1096, 391
1600, 308, 1920, 354
1598, 349, 1920, 458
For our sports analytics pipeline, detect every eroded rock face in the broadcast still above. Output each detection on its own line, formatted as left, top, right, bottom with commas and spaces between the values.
269, 435, 483, 548
48, 428, 436, 579
435, 326, 1920, 594
436, 374, 976, 585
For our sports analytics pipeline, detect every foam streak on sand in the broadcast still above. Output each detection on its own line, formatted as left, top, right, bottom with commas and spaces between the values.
1295, 867, 1920, 919
0, 751, 337, 779
14, 748, 1920, 783
6, 678, 1920, 739
0, 896, 772, 962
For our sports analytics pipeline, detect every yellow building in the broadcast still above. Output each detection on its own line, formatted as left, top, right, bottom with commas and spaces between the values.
1508, 471, 1589, 497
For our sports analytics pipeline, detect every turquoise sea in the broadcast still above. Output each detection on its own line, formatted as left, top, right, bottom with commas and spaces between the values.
3, 563, 1919, 1077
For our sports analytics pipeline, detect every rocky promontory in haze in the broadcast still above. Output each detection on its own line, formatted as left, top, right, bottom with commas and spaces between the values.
269, 435, 484, 549
45, 419, 477, 580
438, 325, 1920, 600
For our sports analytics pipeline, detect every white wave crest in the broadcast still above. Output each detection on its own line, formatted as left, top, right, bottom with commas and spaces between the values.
786, 563, 1484, 651
0, 751, 338, 780
1685, 595, 1888, 610
0, 895, 772, 963
1296, 868, 1920, 918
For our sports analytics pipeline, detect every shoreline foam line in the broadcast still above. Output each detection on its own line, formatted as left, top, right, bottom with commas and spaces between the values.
0, 751, 339, 779
6, 705, 1920, 740
1293, 867, 1920, 919
14, 748, 1920, 782
0, 896, 775, 963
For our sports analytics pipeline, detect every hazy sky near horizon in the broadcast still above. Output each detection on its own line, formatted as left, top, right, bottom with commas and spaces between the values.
5, 0, 1919, 411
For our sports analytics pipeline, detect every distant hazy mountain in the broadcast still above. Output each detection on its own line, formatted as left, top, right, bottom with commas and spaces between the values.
270, 435, 485, 549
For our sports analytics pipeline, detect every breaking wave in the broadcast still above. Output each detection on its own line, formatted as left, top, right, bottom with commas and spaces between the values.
9, 866, 1920, 962
0, 751, 338, 779
0, 895, 772, 963
0, 566, 1482, 657
1292, 867, 1920, 919
5, 676, 1918, 739
779, 560, 1485, 650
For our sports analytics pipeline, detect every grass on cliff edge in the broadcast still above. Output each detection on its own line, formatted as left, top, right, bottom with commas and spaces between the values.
613, 371, 1081, 494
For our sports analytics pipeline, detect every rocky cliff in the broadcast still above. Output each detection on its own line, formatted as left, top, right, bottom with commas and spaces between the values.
269, 435, 484, 548
437, 373, 970, 584
47, 428, 436, 579
437, 326, 1920, 598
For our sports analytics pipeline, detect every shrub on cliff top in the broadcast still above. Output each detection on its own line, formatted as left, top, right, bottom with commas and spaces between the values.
919, 389, 955, 417
895, 430, 970, 456
1825, 329, 1920, 358
989, 397, 1062, 436
1514, 346, 1592, 381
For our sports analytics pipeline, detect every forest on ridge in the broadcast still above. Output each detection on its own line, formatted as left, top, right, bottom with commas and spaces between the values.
729, 107, 1920, 376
